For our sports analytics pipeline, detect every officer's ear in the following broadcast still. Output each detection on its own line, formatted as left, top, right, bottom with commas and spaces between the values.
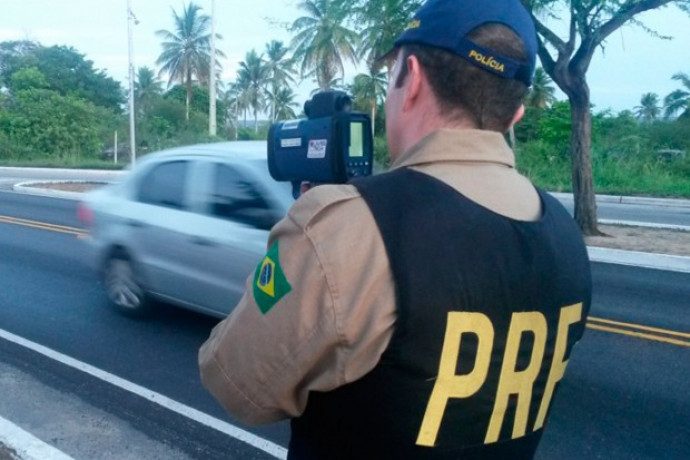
402, 54, 424, 112
510, 104, 526, 127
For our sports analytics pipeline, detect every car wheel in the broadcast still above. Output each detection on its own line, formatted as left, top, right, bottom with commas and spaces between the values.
103, 255, 153, 317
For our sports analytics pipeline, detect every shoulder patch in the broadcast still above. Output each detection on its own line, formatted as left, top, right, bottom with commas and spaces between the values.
253, 242, 292, 314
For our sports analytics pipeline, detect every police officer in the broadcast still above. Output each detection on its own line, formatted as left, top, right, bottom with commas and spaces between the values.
199, 0, 592, 458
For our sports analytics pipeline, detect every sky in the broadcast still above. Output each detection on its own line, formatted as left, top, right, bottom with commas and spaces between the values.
0, 0, 689, 114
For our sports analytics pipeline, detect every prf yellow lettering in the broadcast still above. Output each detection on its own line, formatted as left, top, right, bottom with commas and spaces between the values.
485, 312, 547, 442
416, 303, 583, 447
416, 312, 494, 447
533, 303, 582, 429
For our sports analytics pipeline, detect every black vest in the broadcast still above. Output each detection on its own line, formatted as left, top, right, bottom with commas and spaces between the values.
289, 169, 592, 460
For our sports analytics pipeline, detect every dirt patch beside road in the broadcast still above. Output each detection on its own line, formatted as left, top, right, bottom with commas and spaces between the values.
586, 225, 690, 257
26, 181, 107, 193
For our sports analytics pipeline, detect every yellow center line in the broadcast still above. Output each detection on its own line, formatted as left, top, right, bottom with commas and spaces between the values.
0, 215, 87, 237
588, 315, 690, 340
3, 213, 689, 348
586, 323, 690, 347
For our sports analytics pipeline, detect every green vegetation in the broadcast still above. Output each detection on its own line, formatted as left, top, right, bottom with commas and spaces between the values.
0, 0, 688, 201
515, 103, 690, 197
520, 0, 690, 233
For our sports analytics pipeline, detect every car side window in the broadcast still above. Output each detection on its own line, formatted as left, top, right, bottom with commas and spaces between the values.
209, 163, 279, 229
138, 161, 188, 209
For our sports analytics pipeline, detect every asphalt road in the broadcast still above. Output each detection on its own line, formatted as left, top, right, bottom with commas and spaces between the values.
0, 192, 288, 459
1, 191, 689, 459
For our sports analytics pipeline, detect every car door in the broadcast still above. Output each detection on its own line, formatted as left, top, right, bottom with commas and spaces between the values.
127, 158, 201, 303
178, 159, 282, 316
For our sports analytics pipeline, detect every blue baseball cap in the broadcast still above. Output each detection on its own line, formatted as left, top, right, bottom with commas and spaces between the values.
389, 0, 538, 86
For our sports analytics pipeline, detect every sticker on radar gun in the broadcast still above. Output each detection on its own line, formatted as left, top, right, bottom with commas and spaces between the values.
307, 139, 327, 158
253, 242, 292, 314
281, 137, 302, 148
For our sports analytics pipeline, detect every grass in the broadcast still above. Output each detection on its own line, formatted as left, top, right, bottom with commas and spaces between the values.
595, 162, 690, 198
516, 141, 690, 199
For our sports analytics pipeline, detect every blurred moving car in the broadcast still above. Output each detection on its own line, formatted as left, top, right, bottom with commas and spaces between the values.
78, 141, 293, 318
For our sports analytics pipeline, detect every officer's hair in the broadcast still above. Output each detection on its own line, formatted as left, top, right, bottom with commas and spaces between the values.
394, 23, 530, 132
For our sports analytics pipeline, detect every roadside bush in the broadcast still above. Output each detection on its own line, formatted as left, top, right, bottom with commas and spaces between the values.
515, 140, 571, 191
0, 130, 33, 160
594, 153, 690, 197
592, 111, 652, 160
237, 125, 270, 141
677, 155, 690, 178
129, 98, 213, 153
535, 101, 572, 157
0, 88, 116, 160
646, 117, 690, 152
373, 135, 390, 170
514, 106, 544, 144
164, 84, 228, 128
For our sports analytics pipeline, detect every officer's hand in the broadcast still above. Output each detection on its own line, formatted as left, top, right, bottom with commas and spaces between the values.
300, 182, 315, 194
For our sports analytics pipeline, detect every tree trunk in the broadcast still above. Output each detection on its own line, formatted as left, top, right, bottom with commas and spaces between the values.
569, 87, 602, 236
235, 101, 239, 140
371, 103, 376, 136
185, 71, 191, 121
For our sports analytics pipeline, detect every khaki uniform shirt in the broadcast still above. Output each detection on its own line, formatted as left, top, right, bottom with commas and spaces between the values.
198, 129, 541, 425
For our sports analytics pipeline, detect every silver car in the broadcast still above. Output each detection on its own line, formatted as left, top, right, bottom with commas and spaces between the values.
78, 141, 293, 318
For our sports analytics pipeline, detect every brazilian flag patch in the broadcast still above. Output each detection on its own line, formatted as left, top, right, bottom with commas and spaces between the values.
253, 242, 292, 314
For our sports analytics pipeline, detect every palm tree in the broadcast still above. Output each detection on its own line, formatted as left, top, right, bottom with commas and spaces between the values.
134, 67, 163, 116
664, 72, 690, 119
155, 2, 223, 121
264, 40, 296, 120
236, 49, 269, 132
232, 77, 253, 130
270, 87, 300, 120
349, 65, 387, 134
350, 0, 422, 77
525, 68, 556, 109
308, 76, 345, 95
634, 93, 661, 123
220, 82, 244, 139
290, 0, 359, 91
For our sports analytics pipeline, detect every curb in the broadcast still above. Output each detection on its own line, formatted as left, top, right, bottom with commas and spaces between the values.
0, 416, 75, 460
588, 247, 690, 274
12, 181, 109, 200
0, 167, 124, 177
550, 192, 690, 209
598, 219, 690, 232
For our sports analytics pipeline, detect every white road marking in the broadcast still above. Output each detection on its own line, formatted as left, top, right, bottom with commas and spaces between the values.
598, 218, 690, 232
587, 246, 690, 273
0, 415, 76, 460
0, 328, 287, 459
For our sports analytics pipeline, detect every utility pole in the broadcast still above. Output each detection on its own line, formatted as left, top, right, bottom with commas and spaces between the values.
209, 0, 217, 136
127, 0, 138, 165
